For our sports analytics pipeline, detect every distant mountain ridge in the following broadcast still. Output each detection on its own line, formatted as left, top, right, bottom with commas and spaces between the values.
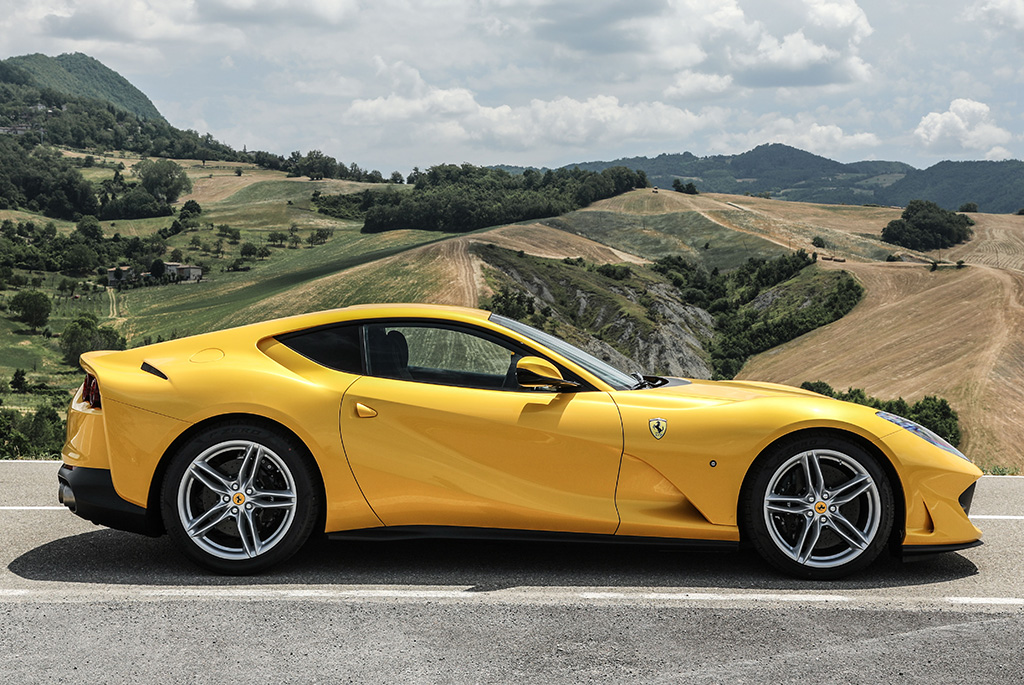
498, 144, 1024, 214
2, 52, 163, 121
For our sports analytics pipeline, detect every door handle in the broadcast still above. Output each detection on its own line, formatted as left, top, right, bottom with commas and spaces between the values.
355, 402, 378, 418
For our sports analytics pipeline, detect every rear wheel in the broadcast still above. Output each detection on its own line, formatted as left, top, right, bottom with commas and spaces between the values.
161, 422, 320, 574
742, 434, 894, 579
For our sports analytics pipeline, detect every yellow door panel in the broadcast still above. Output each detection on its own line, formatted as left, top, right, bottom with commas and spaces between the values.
341, 376, 623, 534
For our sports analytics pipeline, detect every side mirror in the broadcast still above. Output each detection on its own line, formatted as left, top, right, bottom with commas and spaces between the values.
516, 356, 580, 391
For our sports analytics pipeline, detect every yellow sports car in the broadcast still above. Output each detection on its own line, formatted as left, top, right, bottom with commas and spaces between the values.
59, 304, 982, 579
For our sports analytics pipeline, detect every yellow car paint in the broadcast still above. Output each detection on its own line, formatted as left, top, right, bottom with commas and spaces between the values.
61, 303, 982, 562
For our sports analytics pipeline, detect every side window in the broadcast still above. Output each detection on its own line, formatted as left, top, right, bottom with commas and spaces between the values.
276, 324, 362, 374
366, 323, 517, 389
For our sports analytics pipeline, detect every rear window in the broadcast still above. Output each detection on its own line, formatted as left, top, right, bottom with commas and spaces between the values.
277, 324, 363, 374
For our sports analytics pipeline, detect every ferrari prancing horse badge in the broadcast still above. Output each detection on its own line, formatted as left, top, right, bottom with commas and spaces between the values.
649, 418, 667, 440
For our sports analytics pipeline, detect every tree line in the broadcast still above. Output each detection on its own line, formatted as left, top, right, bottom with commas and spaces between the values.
314, 163, 649, 233
800, 380, 961, 447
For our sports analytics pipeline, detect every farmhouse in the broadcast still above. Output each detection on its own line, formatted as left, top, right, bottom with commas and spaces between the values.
106, 265, 135, 286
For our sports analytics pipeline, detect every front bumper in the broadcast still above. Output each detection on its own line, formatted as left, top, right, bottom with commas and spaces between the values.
57, 464, 161, 536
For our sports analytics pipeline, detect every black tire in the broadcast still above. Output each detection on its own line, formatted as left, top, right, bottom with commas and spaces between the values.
741, 433, 894, 580
161, 421, 320, 574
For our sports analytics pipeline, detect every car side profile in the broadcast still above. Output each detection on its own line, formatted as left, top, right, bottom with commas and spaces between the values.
58, 303, 983, 579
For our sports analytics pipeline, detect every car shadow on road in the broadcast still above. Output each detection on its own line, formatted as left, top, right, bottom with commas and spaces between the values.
8, 529, 979, 591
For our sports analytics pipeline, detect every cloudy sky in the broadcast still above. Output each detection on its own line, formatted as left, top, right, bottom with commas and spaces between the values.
1, 0, 1022, 173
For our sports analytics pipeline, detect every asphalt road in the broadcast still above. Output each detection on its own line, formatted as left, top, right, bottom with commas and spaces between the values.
2, 461, 1023, 683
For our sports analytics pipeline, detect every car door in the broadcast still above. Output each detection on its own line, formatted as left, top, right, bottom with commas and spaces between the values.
339, 321, 623, 534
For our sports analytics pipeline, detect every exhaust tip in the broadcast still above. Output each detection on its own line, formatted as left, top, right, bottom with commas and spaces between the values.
58, 481, 77, 512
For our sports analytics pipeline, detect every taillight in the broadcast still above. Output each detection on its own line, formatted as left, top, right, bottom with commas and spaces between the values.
82, 373, 102, 409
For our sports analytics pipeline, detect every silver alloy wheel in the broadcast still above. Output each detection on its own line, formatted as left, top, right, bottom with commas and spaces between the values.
762, 448, 881, 569
176, 440, 298, 560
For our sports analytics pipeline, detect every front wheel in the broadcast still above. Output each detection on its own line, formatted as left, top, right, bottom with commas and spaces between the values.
161, 422, 320, 574
742, 435, 894, 580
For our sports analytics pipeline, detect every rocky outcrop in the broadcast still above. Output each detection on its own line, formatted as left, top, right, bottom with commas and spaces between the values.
490, 260, 715, 380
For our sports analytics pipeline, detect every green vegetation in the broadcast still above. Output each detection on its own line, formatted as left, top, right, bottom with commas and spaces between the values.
315, 163, 648, 233
3, 52, 163, 121
672, 180, 698, 194
1, 399, 65, 459
654, 251, 864, 378
0, 136, 99, 219
800, 380, 961, 447
881, 199, 974, 251
9, 289, 51, 330
545, 209, 790, 272
59, 313, 124, 364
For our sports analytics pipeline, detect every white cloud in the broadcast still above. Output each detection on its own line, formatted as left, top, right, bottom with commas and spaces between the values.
664, 71, 735, 99
710, 113, 880, 157
344, 64, 721, 153
804, 0, 873, 41
913, 99, 1012, 154
985, 146, 1013, 160
966, 0, 1024, 31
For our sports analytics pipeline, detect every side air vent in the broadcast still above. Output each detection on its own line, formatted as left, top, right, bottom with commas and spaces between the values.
141, 362, 168, 380
959, 482, 977, 516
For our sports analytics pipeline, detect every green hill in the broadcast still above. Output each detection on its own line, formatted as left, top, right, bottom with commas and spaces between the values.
3, 53, 163, 121
504, 144, 1023, 213
876, 160, 1024, 214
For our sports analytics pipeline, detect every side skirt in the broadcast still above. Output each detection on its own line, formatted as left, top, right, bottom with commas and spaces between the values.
328, 525, 740, 550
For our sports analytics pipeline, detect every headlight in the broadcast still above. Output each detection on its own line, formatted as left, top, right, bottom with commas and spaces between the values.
877, 411, 969, 461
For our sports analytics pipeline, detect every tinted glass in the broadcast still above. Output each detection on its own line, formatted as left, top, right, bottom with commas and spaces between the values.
277, 324, 362, 374
490, 313, 637, 390
365, 323, 516, 389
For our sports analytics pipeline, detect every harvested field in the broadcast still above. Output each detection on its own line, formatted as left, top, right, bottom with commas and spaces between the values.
946, 213, 1024, 273
738, 260, 1024, 469
471, 223, 647, 264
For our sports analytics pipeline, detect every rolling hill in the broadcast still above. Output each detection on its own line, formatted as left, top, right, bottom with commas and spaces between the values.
2, 52, 163, 121
503, 143, 1024, 214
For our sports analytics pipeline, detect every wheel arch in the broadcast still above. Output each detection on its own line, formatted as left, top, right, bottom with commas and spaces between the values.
737, 427, 906, 552
145, 412, 328, 536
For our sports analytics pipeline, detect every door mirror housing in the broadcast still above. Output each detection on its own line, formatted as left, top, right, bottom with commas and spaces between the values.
515, 356, 581, 391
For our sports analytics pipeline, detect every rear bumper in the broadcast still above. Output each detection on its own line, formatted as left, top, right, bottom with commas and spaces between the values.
57, 464, 161, 536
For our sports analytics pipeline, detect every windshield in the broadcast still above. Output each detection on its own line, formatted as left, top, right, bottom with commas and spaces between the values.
490, 313, 637, 391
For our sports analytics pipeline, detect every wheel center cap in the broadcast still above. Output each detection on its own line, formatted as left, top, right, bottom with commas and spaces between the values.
232, 492, 246, 506
814, 501, 828, 514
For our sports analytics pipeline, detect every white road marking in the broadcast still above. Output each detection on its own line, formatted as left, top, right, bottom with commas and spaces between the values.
972, 515, 1024, 520
582, 591, 848, 602
948, 597, 1024, 605
1, 586, 1022, 609
0, 506, 65, 511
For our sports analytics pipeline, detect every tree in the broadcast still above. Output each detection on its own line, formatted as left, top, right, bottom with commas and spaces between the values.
10, 369, 27, 393
150, 259, 166, 278
240, 242, 258, 260
132, 158, 193, 203
169, 248, 184, 263
181, 199, 202, 216
60, 314, 126, 364
958, 202, 978, 213
9, 290, 51, 330
74, 215, 103, 243
256, 245, 271, 260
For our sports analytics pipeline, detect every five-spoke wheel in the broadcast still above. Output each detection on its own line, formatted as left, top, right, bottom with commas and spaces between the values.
162, 423, 319, 574
743, 434, 893, 579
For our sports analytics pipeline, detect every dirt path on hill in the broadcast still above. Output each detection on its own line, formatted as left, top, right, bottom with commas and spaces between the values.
738, 261, 1024, 469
